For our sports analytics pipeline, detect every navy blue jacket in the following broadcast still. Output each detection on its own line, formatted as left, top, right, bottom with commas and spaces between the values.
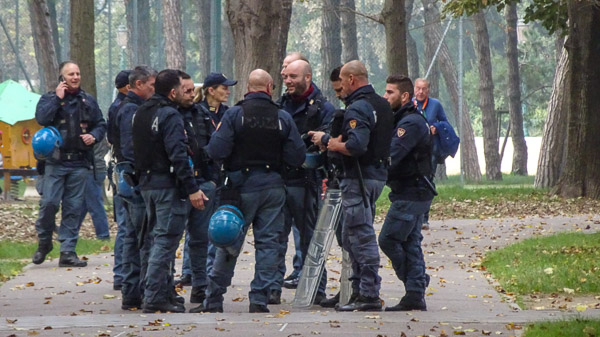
107, 91, 127, 145
337, 85, 387, 181
180, 103, 220, 184
206, 92, 306, 193
198, 99, 229, 131
388, 102, 434, 202
136, 94, 199, 195
36, 89, 106, 167
117, 91, 145, 163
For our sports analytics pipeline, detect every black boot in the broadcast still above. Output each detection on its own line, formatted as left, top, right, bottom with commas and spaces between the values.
32, 242, 53, 265
336, 294, 382, 312
58, 252, 87, 267
334, 291, 359, 310
313, 292, 326, 305
268, 289, 281, 305
122, 297, 143, 310
385, 291, 427, 311
191, 304, 223, 313
283, 275, 299, 289
175, 274, 192, 287
170, 287, 185, 304
320, 292, 340, 308
249, 303, 269, 313
190, 286, 206, 304
143, 301, 185, 313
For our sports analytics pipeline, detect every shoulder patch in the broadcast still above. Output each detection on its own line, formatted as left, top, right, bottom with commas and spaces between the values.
397, 128, 406, 137
349, 120, 357, 129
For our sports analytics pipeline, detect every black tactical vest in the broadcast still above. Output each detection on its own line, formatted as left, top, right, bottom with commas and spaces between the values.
285, 94, 326, 137
132, 96, 172, 174
388, 111, 433, 181
55, 92, 95, 155
342, 91, 393, 167
225, 98, 283, 172
183, 104, 212, 179
110, 96, 133, 163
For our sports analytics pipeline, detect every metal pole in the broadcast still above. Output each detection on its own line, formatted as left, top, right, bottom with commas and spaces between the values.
210, 0, 222, 72
458, 16, 464, 185
15, 0, 19, 80
0, 16, 34, 90
425, 19, 453, 79
133, 0, 139, 66
108, 0, 113, 96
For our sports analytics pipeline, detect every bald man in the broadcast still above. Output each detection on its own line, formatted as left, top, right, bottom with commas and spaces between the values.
309, 60, 393, 311
270, 59, 335, 304
200, 69, 306, 313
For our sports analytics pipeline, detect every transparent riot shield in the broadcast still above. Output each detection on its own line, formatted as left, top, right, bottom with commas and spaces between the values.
292, 188, 343, 308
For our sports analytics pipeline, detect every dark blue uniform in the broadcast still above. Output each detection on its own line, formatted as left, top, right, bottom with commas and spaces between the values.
322, 85, 392, 304
379, 101, 433, 309
179, 103, 219, 302
132, 94, 200, 311
204, 92, 305, 311
274, 83, 335, 297
115, 91, 151, 309
34, 89, 106, 254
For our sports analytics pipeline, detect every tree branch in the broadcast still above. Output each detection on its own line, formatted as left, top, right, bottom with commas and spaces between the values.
339, 5, 382, 24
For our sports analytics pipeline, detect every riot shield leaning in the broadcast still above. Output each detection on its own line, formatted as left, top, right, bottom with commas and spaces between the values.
293, 188, 343, 308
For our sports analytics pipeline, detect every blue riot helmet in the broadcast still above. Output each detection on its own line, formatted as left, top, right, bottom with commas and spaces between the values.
32, 126, 62, 160
208, 205, 245, 248
302, 151, 324, 169
115, 162, 136, 198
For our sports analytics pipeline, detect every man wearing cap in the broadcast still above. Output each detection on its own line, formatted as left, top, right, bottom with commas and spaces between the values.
106, 69, 131, 290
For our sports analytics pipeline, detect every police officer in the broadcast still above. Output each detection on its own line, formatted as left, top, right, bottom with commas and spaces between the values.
271, 59, 334, 304
380, 75, 434, 311
132, 69, 208, 313
175, 73, 219, 312
200, 69, 305, 313
114, 65, 157, 310
32, 61, 107, 267
309, 60, 392, 311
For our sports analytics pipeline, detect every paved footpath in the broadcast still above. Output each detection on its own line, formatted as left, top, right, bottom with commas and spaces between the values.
1, 214, 599, 337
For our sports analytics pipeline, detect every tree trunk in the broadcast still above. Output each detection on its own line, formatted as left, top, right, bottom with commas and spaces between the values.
70, 0, 96, 97
226, 0, 293, 102
473, 11, 501, 180
381, 0, 407, 76
534, 46, 569, 189
163, 0, 186, 70
340, 0, 359, 62
505, 2, 528, 175
193, 0, 211, 78
47, 0, 61, 62
422, 0, 440, 96
321, 0, 342, 104
28, 0, 59, 92
125, 0, 151, 66
420, 0, 481, 181
552, 1, 600, 199
221, 15, 235, 104
405, 0, 419, 80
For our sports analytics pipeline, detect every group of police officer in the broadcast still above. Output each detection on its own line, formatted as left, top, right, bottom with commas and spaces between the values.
31, 53, 438, 313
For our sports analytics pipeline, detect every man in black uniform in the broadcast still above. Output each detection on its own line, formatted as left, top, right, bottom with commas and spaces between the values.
310, 60, 393, 311
132, 69, 208, 313
379, 75, 434, 311
33, 61, 106, 267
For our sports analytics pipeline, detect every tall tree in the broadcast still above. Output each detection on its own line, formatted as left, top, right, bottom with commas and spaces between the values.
47, 0, 61, 61
192, 0, 211, 77
552, 1, 600, 198
321, 0, 342, 103
505, 2, 528, 175
28, 0, 59, 92
422, 0, 440, 96
473, 10, 501, 180
420, 0, 482, 181
381, 0, 408, 75
535, 46, 569, 188
406, 0, 419, 80
340, 0, 359, 62
163, 0, 186, 70
221, 15, 235, 102
226, 0, 293, 102
70, 0, 96, 97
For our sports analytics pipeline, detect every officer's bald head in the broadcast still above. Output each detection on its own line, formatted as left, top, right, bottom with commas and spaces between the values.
283, 60, 312, 96
247, 69, 274, 95
339, 60, 369, 98
281, 52, 309, 76
287, 60, 312, 77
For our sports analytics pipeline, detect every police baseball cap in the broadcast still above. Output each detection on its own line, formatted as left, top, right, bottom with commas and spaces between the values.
203, 73, 237, 88
115, 70, 132, 89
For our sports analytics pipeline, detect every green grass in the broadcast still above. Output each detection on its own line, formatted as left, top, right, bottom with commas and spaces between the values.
0, 178, 27, 197
524, 319, 600, 337
438, 173, 535, 186
482, 232, 600, 295
0, 239, 114, 282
